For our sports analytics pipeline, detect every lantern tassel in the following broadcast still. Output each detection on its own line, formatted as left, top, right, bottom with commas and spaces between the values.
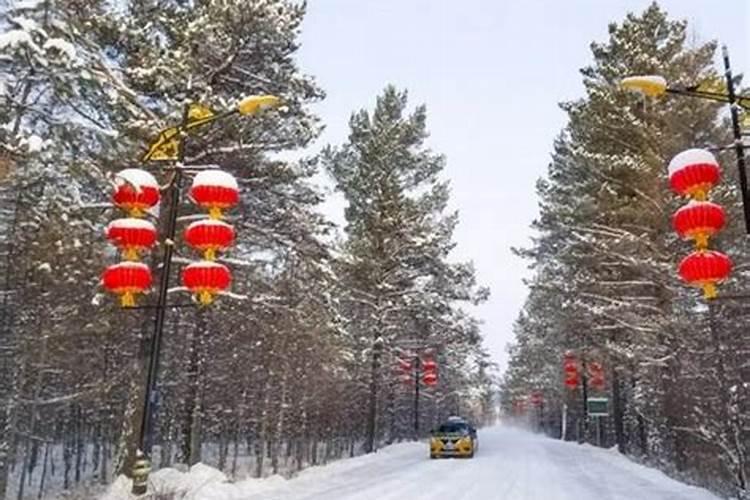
702, 283, 718, 300
208, 207, 223, 219
121, 292, 136, 308
128, 207, 144, 218
694, 233, 709, 250
204, 248, 217, 261
687, 186, 708, 201
124, 247, 140, 261
198, 290, 214, 305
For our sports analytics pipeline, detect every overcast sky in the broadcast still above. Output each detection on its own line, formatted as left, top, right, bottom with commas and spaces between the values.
295, 0, 750, 371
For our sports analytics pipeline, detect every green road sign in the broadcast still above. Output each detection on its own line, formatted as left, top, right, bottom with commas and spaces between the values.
587, 397, 609, 417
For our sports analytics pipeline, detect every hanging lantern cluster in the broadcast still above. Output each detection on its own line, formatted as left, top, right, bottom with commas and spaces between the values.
669, 149, 732, 299
102, 169, 160, 307
181, 170, 240, 305
397, 356, 413, 385
563, 351, 579, 390
422, 355, 438, 387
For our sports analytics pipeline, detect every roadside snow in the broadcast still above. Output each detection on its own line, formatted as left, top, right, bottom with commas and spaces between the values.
100, 426, 721, 500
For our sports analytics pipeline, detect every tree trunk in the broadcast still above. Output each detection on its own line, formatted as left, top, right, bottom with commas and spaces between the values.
611, 366, 625, 454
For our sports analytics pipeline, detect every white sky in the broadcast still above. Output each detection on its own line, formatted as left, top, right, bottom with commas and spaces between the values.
295, 0, 750, 371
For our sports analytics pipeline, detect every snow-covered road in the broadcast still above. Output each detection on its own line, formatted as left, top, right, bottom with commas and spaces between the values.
171, 425, 720, 500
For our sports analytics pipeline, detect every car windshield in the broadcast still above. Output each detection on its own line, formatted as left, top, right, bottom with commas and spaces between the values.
437, 423, 469, 434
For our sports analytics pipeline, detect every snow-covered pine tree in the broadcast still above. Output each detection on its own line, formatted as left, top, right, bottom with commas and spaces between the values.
0, 1, 138, 496
322, 85, 490, 449
109, 0, 333, 478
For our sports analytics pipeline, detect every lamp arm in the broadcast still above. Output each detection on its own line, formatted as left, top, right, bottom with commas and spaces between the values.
667, 88, 750, 109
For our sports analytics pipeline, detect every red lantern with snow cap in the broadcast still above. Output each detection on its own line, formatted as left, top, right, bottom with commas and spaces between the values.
672, 201, 726, 249
668, 149, 721, 200
190, 170, 239, 219
181, 261, 232, 305
678, 250, 732, 299
102, 262, 152, 307
184, 219, 235, 260
106, 218, 158, 260
113, 169, 160, 217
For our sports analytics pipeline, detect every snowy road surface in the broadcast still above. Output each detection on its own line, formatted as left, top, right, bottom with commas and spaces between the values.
131, 426, 722, 500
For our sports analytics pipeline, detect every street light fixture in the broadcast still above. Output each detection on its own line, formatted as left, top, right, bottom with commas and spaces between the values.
128, 93, 281, 495
620, 46, 750, 233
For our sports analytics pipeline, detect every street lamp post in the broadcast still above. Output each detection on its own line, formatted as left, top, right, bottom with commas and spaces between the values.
621, 45, 750, 232
128, 94, 281, 495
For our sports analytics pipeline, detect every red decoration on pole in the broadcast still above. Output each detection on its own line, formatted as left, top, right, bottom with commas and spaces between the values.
588, 362, 605, 391
106, 218, 158, 260
190, 170, 239, 219
668, 149, 721, 201
422, 355, 437, 386
563, 352, 579, 389
397, 357, 412, 373
184, 219, 235, 260
672, 201, 726, 250
678, 250, 732, 300
181, 261, 232, 305
102, 262, 152, 307
112, 169, 160, 217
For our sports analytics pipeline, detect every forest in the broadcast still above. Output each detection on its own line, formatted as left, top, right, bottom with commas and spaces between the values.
0, 1, 495, 498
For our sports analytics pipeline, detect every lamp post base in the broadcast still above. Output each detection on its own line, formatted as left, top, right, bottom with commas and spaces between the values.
131, 450, 151, 495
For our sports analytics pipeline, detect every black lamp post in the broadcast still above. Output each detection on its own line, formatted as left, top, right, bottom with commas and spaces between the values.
127, 95, 281, 494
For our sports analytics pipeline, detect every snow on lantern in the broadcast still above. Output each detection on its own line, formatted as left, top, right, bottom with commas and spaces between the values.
113, 169, 160, 217
102, 262, 152, 307
184, 219, 235, 260
190, 170, 239, 219
678, 250, 732, 299
181, 261, 232, 305
106, 218, 158, 260
672, 201, 726, 249
668, 149, 721, 201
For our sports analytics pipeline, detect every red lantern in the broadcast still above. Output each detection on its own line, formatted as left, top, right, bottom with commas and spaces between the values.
190, 170, 239, 218
422, 355, 437, 386
422, 358, 437, 373
102, 262, 152, 307
588, 362, 605, 391
106, 218, 158, 260
181, 261, 232, 305
678, 250, 732, 299
668, 149, 720, 200
563, 352, 578, 389
113, 169, 160, 217
184, 220, 235, 260
673, 201, 725, 249
397, 358, 412, 373
530, 391, 543, 406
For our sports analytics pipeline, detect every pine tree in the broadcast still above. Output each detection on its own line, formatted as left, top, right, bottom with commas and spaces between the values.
323, 85, 489, 450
